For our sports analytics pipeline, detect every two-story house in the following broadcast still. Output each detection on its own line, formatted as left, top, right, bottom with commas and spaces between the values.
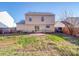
17, 12, 55, 33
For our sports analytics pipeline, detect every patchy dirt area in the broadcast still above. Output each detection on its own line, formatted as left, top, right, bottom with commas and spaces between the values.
28, 33, 45, 36
0, 33, 79, 56
0, 39, 16, 48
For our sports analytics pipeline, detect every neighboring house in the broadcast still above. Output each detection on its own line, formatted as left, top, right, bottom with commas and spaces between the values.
0, 11, 16, 34
54, 21, 72, 34
64, 17, 79, 36
17, 12, 55, 33
55, 21, 65, 33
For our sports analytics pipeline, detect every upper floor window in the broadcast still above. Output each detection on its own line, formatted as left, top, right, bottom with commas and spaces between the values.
46, 25, 50, 28
41, 16, 44, 22
29, 17, 32, 22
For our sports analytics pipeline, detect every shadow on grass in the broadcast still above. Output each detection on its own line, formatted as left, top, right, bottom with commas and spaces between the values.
53, 33, 79, 46
47, 33, 79, 56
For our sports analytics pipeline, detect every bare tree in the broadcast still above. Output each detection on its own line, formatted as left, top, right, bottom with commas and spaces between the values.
60, 9, 78, 35
62, 21, 74, 35
65, 17, 79, 35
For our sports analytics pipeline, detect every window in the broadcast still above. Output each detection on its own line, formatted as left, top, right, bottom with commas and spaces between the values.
29, 17, 32, 22
41, 16, 44, 22
46, 25, 50, 28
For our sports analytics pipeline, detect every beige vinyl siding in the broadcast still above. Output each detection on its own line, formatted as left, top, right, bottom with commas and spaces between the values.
25, 24, 54, 32
16, 24, 26, 32
17, 24, 54, 32
25, 15, 55, 25
17, 12, 55, 33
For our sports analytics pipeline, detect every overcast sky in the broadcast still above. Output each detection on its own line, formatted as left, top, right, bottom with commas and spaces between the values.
0, 2, 79, 23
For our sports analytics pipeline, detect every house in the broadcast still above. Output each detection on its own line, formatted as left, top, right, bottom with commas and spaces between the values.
54, 21, 73, 35
17, 12, 55, 33
55, 21, 65, 33
0, 11, 16, 34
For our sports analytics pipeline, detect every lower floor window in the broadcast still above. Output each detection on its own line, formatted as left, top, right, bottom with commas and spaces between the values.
46, 25, 50, 28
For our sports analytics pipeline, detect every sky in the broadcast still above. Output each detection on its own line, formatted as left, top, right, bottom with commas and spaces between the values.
0, 2, 79, 23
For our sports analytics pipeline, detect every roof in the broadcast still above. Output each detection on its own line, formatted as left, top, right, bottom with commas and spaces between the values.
25, 12, 55, 16
55, 21, 65, 27
66, 17, 79, 27
66, 17, 79, 20
0, 11, 16, 28
17, 20, 25, 24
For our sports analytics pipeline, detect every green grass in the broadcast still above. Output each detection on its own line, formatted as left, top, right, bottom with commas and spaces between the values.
0, 34, 79, 56
0, 35, 18, 41
47, 34, 79, 56
54, 45, 79, 56
17, 36, 37, 48
53, 33, 79, 45
47, 34, 65, 42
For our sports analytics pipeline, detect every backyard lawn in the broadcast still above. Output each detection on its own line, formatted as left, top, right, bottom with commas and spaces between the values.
0, 33, 79, 56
